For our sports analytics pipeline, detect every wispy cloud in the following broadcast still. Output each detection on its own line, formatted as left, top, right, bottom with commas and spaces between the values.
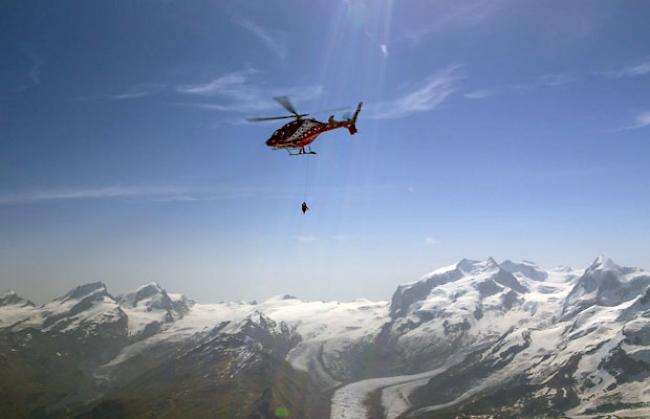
176, 68, 324, 115
0, 184, 346, 205
234, 17, 287, 60
0, 186, 195, 205
536, 73, 576, 87
624, 111, 650, 130
425, 237, 438, 245
380, 44, 389, 57
511, 73, 576, 91
368, 66, 462, 119
176, 68, 258, 96
110, 83, 166, 100
401, 1, 502, 44
600, 58, 650, 78
27, 53, 43, 86
15, 46, 44, 92
466, 72, 576, 100
463, 89, 495, 99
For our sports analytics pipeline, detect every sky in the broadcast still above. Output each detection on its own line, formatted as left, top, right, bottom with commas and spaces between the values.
1, 0, 650, 304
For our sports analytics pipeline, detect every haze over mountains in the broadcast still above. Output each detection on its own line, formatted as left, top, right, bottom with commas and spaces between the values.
1, 256, 649, 418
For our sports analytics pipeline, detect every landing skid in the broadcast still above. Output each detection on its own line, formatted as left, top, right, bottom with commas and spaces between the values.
287, 147, 317, 156
289, 152, 317, 156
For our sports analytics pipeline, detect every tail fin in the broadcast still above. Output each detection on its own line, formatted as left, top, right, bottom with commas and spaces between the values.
347, 101, 363, 135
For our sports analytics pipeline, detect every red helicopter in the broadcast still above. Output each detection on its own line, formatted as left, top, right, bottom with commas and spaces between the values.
247, 96, 363, 155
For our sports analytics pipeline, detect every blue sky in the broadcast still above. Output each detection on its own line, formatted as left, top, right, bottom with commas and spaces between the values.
1, 0, 649, 303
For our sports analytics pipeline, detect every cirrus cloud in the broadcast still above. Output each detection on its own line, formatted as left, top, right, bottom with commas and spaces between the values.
625, 111, 650, 130
368, 66, 462, 119
233, 17, 287, 60
176, 68, 324, 115
600, 58, 650, 79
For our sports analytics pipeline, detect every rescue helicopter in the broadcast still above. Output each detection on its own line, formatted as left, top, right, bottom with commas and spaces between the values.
247, 96, 363, 155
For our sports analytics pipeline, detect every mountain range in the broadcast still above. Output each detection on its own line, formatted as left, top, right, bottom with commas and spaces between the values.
1, 256, 649, 418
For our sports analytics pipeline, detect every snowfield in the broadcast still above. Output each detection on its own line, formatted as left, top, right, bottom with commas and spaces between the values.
2, 255, 649, 418
330, 360, 463, 419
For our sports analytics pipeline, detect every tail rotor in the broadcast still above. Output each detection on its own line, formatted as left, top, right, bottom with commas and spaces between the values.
347, 102, 363, 135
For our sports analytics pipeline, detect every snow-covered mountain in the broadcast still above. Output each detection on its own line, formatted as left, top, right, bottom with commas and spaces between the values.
0, 290, 35, 329
117, 281, 191, 337
399, 257, 650, 418
382, 258, 575, 369
1, 256, 648, 418
0, 290, 34, 307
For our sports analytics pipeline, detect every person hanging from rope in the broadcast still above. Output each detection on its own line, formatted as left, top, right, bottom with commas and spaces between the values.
301, 202, 309, 214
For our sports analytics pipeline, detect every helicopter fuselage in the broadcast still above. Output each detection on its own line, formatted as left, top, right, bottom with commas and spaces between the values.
265, 117, 354, 151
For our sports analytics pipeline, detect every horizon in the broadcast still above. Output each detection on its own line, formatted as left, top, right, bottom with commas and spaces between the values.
1, 0, 649, 304
2, 254, 642, 305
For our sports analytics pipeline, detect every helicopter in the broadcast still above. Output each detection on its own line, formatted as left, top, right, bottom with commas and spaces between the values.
247, 96, 363, 155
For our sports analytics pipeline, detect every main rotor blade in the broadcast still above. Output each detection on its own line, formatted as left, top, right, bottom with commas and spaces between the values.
246, 115, 296, 122
246, 113, 309, 122
274, 96, 299, 116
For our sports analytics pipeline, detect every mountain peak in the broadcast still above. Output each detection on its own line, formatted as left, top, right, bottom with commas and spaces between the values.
0, 290, 17, 301
133, 282, 165, 295
563, 256, 649, 317
588, 255, 621, 273
119, 282, 169, 309
0, 290, 34, 307
59, 282, 109, 301
265, 294, 300, 303
456, 258, 499, 274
